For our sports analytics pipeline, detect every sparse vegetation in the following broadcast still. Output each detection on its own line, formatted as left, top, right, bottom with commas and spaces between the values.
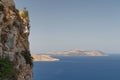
0, 57, 15, 80
21, 51, 33, 66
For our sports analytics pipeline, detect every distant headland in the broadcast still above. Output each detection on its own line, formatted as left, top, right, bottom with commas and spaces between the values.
47, 49, 106, 56
32, 54, 59, 62
32, 49, 106, 61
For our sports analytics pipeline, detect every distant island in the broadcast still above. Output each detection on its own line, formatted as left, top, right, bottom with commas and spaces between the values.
47, 49, 106, 56
32, 50, 106, 61
32, 54, 59, 61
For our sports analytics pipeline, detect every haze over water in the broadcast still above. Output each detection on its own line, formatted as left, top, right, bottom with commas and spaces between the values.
15, 0, 120, 54
13, 1, 120, 80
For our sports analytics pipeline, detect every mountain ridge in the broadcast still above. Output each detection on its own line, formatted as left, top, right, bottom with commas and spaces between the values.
47, 49, 106, 56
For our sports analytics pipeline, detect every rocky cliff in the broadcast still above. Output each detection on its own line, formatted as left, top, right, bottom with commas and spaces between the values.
0, 0, 32, 80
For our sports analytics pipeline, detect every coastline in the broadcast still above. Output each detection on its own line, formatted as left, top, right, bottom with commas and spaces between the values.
32, 54, 60, 62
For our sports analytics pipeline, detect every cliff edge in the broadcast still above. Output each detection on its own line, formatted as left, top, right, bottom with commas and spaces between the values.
0, 0, 32, 80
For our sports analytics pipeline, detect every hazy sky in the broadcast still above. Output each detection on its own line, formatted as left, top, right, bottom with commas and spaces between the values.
15, 0, 120, 53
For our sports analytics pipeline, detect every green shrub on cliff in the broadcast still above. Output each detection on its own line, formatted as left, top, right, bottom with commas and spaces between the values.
21, 51, 33, 66
0, 57, 15, 80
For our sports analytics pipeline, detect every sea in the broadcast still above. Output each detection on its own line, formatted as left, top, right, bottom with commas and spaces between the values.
33, 54, 120, 80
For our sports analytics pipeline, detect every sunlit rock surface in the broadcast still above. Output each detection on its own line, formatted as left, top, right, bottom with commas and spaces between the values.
0, 0, 32, 80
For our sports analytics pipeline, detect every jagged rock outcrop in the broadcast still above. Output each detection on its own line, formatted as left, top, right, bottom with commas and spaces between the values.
0, 0, 32, 80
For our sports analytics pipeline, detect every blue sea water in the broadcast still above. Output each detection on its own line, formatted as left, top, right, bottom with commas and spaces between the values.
33, 54, 120, 80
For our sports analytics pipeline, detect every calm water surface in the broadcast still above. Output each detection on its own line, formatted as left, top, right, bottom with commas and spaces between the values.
33, 54, 120, 80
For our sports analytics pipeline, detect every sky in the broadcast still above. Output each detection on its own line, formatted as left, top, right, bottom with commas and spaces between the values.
15, 0, 120, 54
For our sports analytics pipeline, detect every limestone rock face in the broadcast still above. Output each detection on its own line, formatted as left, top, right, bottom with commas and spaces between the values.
1, 0, 15, 7
0, 0, 32, 80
